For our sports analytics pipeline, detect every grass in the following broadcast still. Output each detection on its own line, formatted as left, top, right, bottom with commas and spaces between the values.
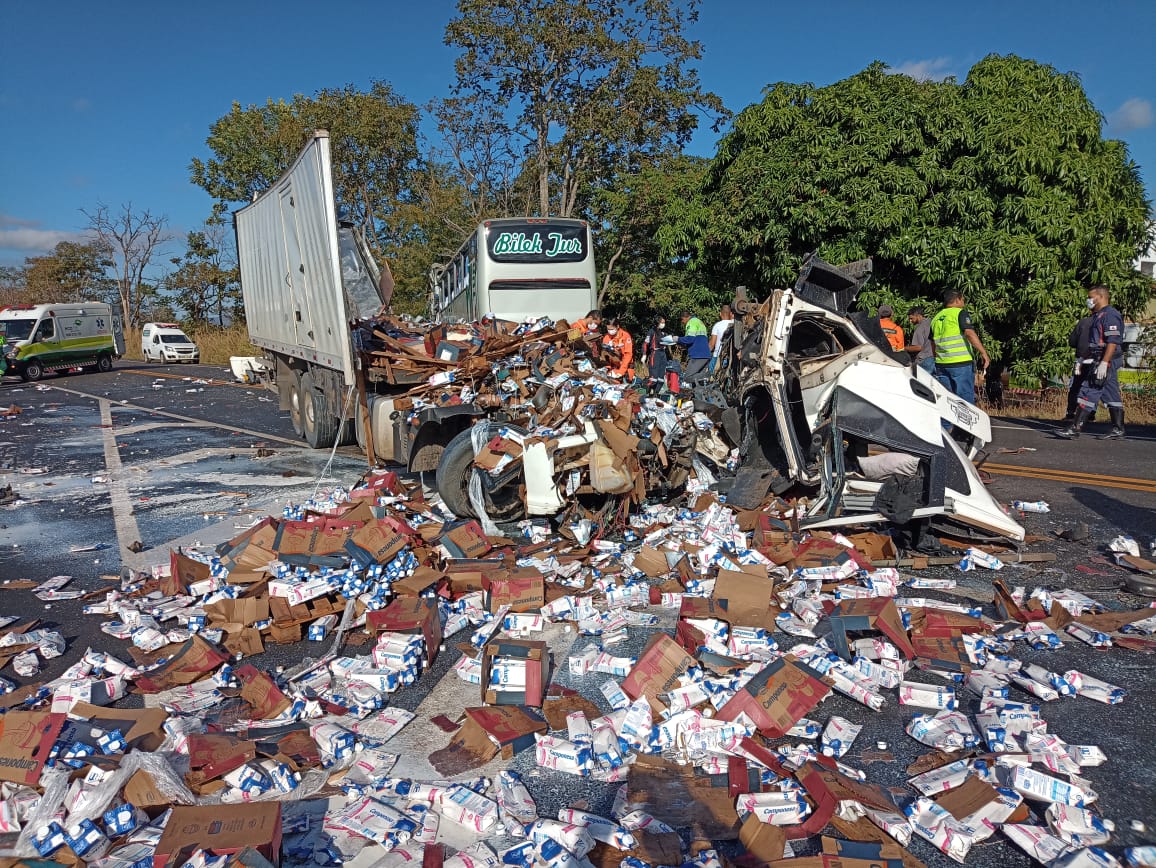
980, 382, 1156, 424
121, 324, 257, 367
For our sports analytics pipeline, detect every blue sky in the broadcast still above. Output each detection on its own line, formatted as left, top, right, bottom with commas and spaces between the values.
1, 0, 1153, 268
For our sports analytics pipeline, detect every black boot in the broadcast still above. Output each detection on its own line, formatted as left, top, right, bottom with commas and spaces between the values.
1056, 408, 1090, 439
1097, 407, 1125, 440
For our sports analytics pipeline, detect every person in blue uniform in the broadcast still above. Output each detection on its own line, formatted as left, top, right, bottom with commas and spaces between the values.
1057, 285, 1125, 440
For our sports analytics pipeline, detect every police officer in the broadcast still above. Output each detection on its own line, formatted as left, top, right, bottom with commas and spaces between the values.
1057, 285, 1125, 440
931, 290, 990, 405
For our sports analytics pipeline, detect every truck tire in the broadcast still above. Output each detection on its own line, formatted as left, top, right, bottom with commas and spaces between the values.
21, 360, 43, 382
97, 354, 113, 373
288, 370, 305, 436
435, 428, 478, 518
435, 426, 526, 522
300, 371, 339, 449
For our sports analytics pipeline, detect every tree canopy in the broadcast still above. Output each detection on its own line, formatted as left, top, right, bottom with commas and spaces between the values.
442, 0, 726, 218
672, 55, 1153, 379
189, 82, 422, 257
22, 241, 115, 305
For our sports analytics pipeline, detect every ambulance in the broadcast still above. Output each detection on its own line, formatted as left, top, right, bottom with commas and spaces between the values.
0, 302, 125, 381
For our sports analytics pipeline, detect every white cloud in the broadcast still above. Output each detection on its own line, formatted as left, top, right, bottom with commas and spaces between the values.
889, 57, 955, 82
1107, 97, 1154, 132
0, 216, 89, 254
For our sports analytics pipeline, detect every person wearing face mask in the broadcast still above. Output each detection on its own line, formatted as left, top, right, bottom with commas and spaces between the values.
1057, 286, 1125, 439
601, 318, 634, 379
641, 316, 671, 383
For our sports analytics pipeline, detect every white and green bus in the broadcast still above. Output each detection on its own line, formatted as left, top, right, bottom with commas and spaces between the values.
429, 218, 597, 323
0, 302, 125, 381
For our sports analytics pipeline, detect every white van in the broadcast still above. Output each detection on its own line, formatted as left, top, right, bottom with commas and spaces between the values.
142, 323, 200, 364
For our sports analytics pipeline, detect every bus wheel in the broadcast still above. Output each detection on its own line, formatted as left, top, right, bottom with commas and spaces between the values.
96, 354, 113, 373
436, 427, 526, 522
21, 361, 43, 382
300, 372, 339, 449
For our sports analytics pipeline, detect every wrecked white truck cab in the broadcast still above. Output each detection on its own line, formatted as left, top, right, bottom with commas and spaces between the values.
728, 254, 1023, 542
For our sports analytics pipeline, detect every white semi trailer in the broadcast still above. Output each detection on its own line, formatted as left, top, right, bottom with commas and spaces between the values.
233, 130, 480, 475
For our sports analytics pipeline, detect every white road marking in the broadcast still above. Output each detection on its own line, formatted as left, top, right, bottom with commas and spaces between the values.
99, 399, 145, 563
47, 383, 307, 448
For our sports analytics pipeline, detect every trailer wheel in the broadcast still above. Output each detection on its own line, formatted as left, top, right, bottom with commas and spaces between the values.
288, 370, 305, 436
96, 354, 113, 373
21, 360, 43, 382
300, 371, 339, 449
435, 426, 526, 522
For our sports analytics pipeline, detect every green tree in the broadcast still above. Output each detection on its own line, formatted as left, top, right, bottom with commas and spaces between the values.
189, 82, 422, 259
21, 240, 115, 305
676, 55, 1153, 379
591, 153, 720, 329
165, 225, 241, 327
443, 0, 726, 218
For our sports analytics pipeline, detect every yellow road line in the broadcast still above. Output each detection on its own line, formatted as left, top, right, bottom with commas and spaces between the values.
983, 461, 1155, 486
983, 464, 1156, 494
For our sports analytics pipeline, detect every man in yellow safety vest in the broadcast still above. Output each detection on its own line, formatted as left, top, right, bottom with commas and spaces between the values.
931, 290, 990, 406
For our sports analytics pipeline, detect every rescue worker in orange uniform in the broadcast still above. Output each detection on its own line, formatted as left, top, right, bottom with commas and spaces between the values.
878, 304, 905, 353
601, 318, 634, 379
573, 309, 602, 335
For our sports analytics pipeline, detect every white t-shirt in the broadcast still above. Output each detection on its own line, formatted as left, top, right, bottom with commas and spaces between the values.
710, 319, 732, 357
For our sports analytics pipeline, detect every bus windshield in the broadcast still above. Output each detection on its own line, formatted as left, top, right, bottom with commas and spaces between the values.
0, 319, 36, 341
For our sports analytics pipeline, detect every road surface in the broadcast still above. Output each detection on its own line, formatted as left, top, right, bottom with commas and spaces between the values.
0, 362, 1153, 867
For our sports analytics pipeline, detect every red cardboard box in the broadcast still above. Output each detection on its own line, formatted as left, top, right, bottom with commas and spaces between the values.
485, 572, 545, 613
717, 655, 832, 738
368, 597, 443, 663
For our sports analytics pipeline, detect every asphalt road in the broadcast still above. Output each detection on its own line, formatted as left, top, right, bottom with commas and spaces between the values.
0, 361, 1153, 867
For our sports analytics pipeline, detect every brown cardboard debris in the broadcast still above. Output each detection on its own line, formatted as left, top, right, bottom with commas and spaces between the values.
828, 817, 929, 868
69, 702, 168, 751
621, 633, 696, 719
713, 565, 776, 628
236, 664, 292, 719
134, 635, 231, 693
186, 733, 258, 783
933, 774, 1000, 821
485, 572, 546, 612
153, 803, 282, 867
828, 597, 916, 661
740, 813, 786, 863
626, 753, 740, 841
0, 711, 66, 785
541, 694, 604, 731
